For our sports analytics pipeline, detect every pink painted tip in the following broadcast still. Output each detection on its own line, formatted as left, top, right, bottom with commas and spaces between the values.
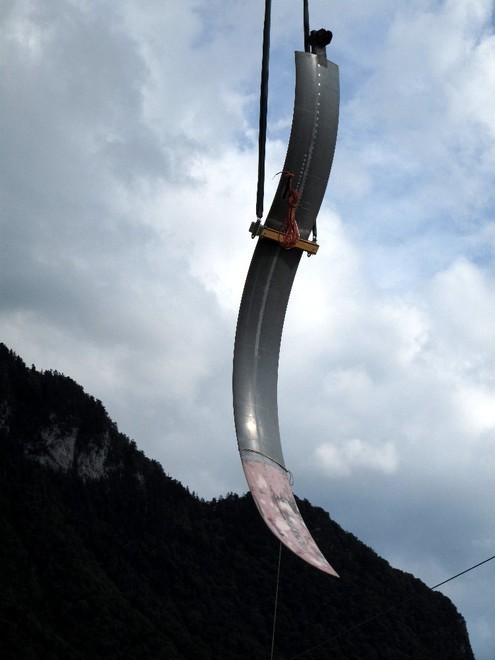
242, 457, 339, 577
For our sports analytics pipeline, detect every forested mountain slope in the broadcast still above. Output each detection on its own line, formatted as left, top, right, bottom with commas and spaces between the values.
0, 344, 474, 659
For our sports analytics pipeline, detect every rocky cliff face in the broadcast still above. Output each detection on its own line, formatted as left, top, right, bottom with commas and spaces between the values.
0, 343, 475, 660
24, 422, 109, 479
0, 343, 136, 484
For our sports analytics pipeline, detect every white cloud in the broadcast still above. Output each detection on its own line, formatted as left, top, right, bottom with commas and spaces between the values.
428, 258, 495, 355
2, 1, 495, 657
315, 438, 399, 476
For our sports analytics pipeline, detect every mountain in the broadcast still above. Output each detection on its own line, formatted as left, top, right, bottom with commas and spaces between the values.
0, 343, 474, 659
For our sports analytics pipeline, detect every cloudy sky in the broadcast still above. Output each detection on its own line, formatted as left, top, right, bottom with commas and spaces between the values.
2, 0, 494, 656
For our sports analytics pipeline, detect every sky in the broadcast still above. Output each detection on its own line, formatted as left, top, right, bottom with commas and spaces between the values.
1, 0, 494, 656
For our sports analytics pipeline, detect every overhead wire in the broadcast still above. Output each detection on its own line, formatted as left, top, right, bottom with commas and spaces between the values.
430, 554, 495, 590
288, 554, 495, 659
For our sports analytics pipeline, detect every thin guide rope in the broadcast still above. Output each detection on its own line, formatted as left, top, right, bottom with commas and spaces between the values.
270, 542, 283, 660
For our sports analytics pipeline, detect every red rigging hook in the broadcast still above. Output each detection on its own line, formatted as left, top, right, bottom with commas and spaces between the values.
281, 172, 300, 250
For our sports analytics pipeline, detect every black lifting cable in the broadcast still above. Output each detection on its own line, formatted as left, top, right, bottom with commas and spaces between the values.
303, 0, 310, 53
255, 0, 272, 222
255, 0, 314, 232
303, 0, 318, 243
288, 554, 495, 659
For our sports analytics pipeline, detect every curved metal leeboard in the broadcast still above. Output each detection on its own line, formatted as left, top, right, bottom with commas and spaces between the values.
233, 52, 340, 576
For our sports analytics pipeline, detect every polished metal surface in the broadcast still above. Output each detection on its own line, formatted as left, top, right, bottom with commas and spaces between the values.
266, 52, 339, 237
233, 51, 339, 575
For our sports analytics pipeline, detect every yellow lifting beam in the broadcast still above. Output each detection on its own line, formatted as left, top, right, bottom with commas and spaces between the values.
256, 225, 319, 255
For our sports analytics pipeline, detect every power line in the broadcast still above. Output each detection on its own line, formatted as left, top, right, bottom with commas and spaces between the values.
430, 554, 495, 590
289, 554, 495, 659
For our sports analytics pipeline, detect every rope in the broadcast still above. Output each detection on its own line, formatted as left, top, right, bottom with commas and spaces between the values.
281, 172, 300, 249
288, 553, 495, 659
270, 543, 283, 660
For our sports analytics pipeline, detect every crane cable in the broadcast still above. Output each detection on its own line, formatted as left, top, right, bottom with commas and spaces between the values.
255, 0, 271, 222
256, 0, 309, 230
